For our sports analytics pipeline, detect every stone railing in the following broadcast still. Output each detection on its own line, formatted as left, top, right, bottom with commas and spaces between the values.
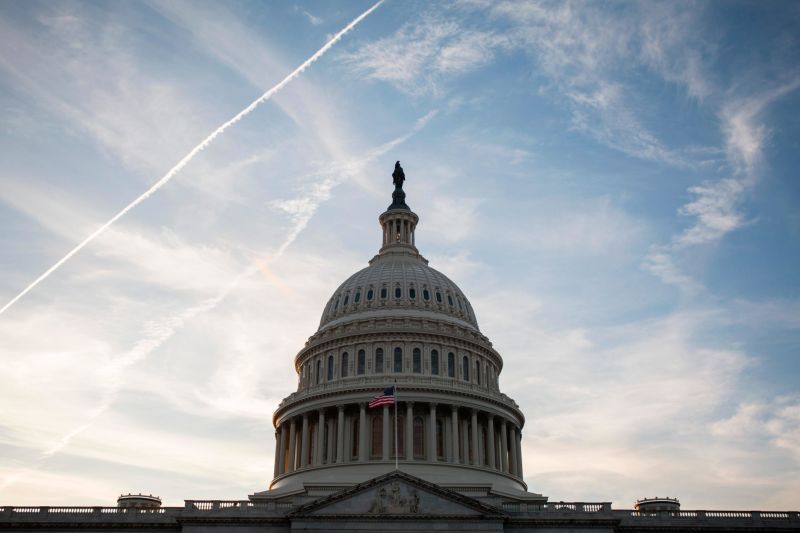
279, 374, 519, 410
617, 510, 800, 520
501, 502, 612, 513
4, 504, 798, 524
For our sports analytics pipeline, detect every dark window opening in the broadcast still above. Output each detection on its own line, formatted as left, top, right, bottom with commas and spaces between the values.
317, 360, 322, 383
409, 287, 416, 299
357, 350, 366, 375
394, 347, 403, 372
375, 348, 384, 373
354, 291, 361, 303
380, 287, 388, 299
431, 350, 439, 375
394, 286, 402, 298
447, 353, 455, 378
462, 356, 470, 381
343, 294, 349, 305
367, 289, 374, 301
475, 360, 480, 384
393, 415, 405, 458
423, 288, 430, 301
351, 419, 359, 459
412, 348, 421, 373
413, 416, 425, 458
371, 415, 382, 458
327, 355, 334, 381
436, 291, 443, 303
341, 352, 349, 378
447, 294, 454, 306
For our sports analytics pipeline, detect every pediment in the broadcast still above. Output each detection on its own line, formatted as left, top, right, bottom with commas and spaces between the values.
290, 471, 503, 518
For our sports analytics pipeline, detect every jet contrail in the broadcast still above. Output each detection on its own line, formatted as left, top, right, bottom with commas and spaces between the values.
0, 110, 437, 491
0, 0, 384, 317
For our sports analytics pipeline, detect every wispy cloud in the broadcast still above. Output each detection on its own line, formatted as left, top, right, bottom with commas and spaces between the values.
0, 0, 385, 316
0, 110, 434, 493
644, 78, 800, 288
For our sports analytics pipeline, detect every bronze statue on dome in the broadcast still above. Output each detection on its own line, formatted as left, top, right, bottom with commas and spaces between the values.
392, 161, 405, 189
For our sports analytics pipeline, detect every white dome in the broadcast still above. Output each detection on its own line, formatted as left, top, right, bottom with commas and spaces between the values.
318, 253, 479, 332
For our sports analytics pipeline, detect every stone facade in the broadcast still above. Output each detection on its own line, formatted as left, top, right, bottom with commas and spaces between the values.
2, 168, 798, 532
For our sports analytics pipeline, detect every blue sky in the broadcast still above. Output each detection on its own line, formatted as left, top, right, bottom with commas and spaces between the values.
1, 0, 799, 510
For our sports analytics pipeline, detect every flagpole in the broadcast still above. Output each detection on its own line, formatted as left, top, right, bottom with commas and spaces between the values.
394, 380, 398, 471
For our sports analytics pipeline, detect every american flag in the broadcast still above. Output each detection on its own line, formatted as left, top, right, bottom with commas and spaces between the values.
368, 386, 395, 408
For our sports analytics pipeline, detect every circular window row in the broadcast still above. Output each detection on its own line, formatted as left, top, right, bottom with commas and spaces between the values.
325, 283, 474, 324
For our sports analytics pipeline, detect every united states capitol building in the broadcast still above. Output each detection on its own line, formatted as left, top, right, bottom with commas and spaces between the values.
2, 164, 798, 532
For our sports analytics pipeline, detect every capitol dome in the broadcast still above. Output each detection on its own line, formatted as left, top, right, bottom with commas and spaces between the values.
265, 162, 531, 500
318, 246, 480, 332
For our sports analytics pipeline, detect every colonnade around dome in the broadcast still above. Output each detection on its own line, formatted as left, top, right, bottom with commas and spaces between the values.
271, 399, 524, 491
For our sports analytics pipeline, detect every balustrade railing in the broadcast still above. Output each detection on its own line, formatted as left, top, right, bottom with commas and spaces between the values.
3, 504, 798, 522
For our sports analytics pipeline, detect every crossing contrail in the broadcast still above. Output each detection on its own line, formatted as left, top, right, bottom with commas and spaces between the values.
0, 0, 384, 317
0, 110, 437, 491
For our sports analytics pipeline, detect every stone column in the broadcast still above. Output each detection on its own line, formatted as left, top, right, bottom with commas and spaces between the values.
500, 419, 509, 473
405, 402, 414, 461
428, 403, 437, 461
382, 404, 390, 460
470, 409, 479, 466
359, 403, 367, 462
508, 425, 517, 476
515, 427, 523, 478
450, 407, 459, 463
336, 406, 345, 463
316, 410, 326, 465
273, 431, 280, 478
461, 419, 469, 464
300, 414, 309, 468
276, 424, 287, 475
486, 414, 496, 469
326, 419, 335, 463
286, 418, 297, 473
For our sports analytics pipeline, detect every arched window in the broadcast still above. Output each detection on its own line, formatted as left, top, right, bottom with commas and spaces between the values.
413, 416, 425, 458
435, 290, 443, 303
343, 294, 349, 306
367, 288, 374, 301
431, 350, 439, 375
475, 360, 480, 385
394, 415, 405, 458
409, 287, 416, 299
380, 287, 388, 299
394, 286, 402, 298
423, 288, 430, 301
462, 356, 470, 381
354, 290, 361, 303
436, 419, 445, 459
327, 355, 334, 381
357, 350, 366, 375
375, 348, 384, 373
371, 414, 382, 458
412, 348, 421, 373
341, 352, 349, 378
447, 352, 455, 378
394, 347, 403, 372
316, 359, 322, 384
447, 294, 454, 306
351, 418, 359, 459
